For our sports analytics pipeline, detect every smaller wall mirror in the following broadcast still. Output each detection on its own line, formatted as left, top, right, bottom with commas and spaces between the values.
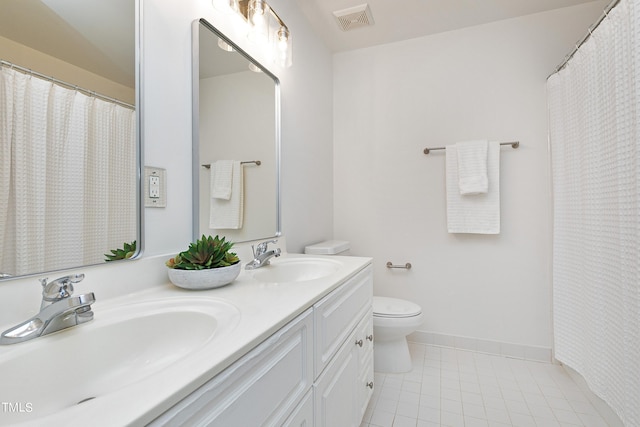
192, 19, 280, 243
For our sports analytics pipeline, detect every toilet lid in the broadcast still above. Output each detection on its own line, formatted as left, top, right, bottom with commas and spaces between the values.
373, 296, 422, 318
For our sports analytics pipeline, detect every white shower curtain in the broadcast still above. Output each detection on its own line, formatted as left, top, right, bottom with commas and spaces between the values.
548, 0, 640, 425
0, 66, 136, 276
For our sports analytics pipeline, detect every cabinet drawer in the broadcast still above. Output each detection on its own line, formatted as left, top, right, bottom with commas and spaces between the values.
282, 389, 313, 427
314, 266, 372, 378
151, 309, 313, 427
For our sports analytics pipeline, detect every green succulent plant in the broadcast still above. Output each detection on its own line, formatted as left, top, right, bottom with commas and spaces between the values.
105, 240, 136, 262
166, 235, 239, 270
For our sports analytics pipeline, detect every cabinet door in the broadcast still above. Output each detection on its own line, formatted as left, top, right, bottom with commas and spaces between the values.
314, 266, 373, 378
151, 309, 313, 427
314, 332, 359, 427
355, 311, 374, 423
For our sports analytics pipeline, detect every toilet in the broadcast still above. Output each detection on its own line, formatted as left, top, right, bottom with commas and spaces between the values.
372, 296, 423, 373
304, 240, 424, 374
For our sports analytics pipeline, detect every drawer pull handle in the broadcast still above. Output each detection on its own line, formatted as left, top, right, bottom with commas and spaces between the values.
366, 381, 374, 389
366, 334, 373, 341
355, 339, 363, 347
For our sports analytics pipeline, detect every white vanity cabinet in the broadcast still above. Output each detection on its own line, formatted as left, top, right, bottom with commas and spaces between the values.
150, 308, 314, 426
151, 264, 373, 427
313, 266, 372, 377
313, 311, 374, 427
313, 266, 374, 427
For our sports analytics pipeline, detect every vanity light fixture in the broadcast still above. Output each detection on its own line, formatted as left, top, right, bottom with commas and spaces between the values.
212, 0, 240, 14
247, 0, 269, 44
275, 25, 292, 68
211, 0, 292, 68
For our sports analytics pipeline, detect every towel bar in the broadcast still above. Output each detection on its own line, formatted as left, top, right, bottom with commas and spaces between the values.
386, 262, 412, 269
202, 160, 261, 169
423, 141, 519, 155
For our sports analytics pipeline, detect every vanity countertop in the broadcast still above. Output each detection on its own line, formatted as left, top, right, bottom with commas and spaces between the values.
0, 252, 372, 427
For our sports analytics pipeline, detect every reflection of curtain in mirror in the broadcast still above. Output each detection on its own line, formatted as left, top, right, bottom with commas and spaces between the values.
0, 67, 136, 276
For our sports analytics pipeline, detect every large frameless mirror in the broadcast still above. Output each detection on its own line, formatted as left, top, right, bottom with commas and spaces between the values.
192, 19, 280, 243
0, 0, 141, 280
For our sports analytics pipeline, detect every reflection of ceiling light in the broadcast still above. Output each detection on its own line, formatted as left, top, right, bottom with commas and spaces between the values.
212, 0, 292, 68
248, 63, 263, 73
217, 38, 234, 52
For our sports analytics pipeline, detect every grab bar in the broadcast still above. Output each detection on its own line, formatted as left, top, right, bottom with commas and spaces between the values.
386, 262, 412, 269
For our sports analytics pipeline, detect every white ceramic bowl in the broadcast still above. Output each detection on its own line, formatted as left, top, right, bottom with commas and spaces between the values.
167, 262, 241, 290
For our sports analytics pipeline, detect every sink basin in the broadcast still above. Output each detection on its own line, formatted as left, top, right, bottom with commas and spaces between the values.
252, 257, 341, 283
0, 297, 240, 426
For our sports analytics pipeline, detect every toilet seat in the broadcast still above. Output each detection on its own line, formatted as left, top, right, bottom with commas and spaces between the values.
373, 296, 422, 318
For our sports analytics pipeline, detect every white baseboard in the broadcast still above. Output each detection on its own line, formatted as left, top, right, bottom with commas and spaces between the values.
408, 331, 553, 363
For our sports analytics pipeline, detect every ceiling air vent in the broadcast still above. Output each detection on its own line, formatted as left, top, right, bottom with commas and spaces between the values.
333, 4, 374, 32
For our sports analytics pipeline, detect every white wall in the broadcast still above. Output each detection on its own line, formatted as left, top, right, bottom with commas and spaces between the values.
333, 3, 605, 354
141, 0, 334, 256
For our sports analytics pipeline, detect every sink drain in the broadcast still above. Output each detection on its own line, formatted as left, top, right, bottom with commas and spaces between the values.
76, 397, 96, 405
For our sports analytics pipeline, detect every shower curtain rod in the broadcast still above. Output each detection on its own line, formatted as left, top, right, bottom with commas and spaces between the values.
0, 59, 134, 109
549, 0, 621, 78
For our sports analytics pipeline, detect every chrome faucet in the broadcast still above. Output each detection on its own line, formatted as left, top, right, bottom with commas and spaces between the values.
0, 274, 95, 345
245, 239, 281, 270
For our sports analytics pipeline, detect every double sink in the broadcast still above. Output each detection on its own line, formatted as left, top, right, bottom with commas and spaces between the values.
0, 256, 343, 426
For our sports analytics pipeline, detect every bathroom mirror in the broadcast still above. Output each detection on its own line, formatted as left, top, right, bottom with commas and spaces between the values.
0, 0, 141, 279
193, 19, 280, 243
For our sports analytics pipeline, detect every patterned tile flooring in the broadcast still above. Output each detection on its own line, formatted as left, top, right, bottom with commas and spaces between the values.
360, 343, 611, 427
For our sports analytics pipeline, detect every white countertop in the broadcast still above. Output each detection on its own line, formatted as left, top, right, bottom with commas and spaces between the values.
0, 251, 371, 427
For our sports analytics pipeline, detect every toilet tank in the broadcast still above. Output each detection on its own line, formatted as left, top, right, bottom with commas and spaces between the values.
304, 240, 350, 255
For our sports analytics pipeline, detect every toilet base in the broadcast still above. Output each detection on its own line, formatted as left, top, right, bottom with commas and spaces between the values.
374, 337, 413, 373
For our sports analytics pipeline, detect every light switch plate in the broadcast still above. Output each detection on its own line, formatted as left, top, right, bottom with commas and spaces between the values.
144, 166, 166, 208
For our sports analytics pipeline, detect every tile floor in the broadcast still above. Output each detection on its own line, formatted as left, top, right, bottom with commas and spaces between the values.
360, 343, 610, 427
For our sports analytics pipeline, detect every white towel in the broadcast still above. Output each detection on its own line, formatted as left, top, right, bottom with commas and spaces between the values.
456, 140, 488, 195
210, 160, 234, 200
446, 141, 500, 234
209, 160, 244, 229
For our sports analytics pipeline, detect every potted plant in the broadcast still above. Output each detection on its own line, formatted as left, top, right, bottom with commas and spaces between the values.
104, 241, 136, 261
165, 235, 241, 289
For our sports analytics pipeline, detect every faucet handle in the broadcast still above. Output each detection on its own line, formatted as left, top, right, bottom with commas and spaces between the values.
253, 239, 278, 257
41, 274, 85, 302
